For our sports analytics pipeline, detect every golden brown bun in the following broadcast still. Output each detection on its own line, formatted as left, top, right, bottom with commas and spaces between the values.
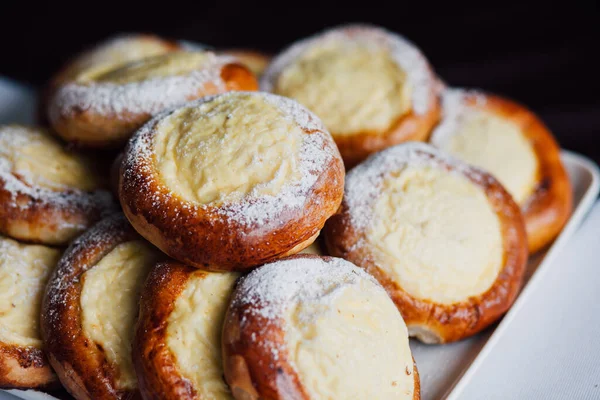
222, 255, 420, 400
38, 34, 180, 127
433, 91, 571, 253
120, 92, 345, 271
48, 53, 258, 148
41, 214, 161, 399
261, 24, 441, 168
324, 143, 528, 343
134, 260, 237, 400
0, 125, 116, 245
0, 344, 57, 390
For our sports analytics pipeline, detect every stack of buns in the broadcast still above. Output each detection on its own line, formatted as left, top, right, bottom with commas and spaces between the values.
0, 24, 571, 399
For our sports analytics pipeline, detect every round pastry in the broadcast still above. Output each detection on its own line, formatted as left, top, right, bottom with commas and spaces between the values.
0, 125, 115, 245
430, 89, 572, 253
48, 50, 258, 148
220, 49, 271, 77
261, 24, 441, 167
0, 236, 59, 389
41, 214, 163, 399
134, 261, 239, 400
324, 143, 528, 343
39, 33, 180, 126
222, 255, 420, 400
120, 91, 344, 271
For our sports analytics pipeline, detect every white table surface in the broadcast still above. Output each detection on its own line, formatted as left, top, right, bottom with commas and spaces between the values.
1, 78, 599, 400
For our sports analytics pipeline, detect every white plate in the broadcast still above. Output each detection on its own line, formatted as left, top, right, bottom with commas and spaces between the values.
2, 151, 598, 400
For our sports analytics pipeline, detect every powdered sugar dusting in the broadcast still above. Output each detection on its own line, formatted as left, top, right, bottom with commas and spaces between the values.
429, 88, 488, 147
233, 256, 380, 323
0, 126, 115, 218
44, 214, 128, 330
261, 24, 436, 115
123, 91, 339, 228
345, 142, 496, 231
49, 52, 235, 121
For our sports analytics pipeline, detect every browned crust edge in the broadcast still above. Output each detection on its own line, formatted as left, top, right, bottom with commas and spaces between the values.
119, 99, 345, 271
461, 92, 572, 253
334, 82, 442, 169
41, 213, 144, 399
0, 178, 115, 246
323, 147, 529, 343
221, 254, 421, 399
0, 342, 57, 390
48, 62, 258, 149
133, 261, 218, 400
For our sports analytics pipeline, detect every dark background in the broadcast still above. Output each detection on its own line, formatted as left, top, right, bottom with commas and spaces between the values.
2, 2, 599, 162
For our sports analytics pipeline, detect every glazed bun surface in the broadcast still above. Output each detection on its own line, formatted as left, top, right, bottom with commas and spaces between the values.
42, 214, 162, 399
262, 24, 441, 166
120, 91, 344, 271
222, 255, 419, 400
325, 143, 528, 343
134, 261, 239, 400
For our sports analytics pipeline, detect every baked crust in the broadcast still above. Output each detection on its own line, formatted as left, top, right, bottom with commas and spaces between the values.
261, 24, 442, 168
119, 92, 345, 271
0, 343, 57, 390
41, 214, 161, 399
38, 34, 181, 126
48, 53, 258, 148
221, 254, 420, 400
0, 125, 116, 245
134, 260, 236, 400
323, 143, 528, 343
431, 90, 572, 253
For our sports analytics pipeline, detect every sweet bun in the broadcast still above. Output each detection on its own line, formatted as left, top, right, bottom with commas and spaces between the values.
41, 214, 163, 399
48, 51, 258, 148
0, 236, 59, 389
222, 255, 419, 400
134, 261, 239, 400
0, 125, 115, 245
262, 24, 441, 167
39, 34, 180, 126
220, 49, 271, 77
324, 143, 528, 343
430, 89, 572, 253
120, 91, 344, 271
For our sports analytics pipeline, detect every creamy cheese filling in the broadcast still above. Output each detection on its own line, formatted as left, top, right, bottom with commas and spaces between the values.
285, 279, 415, 399
94, 52, 213, 84
0, 236, 60, 347
166, 271, 239, 399
0, 125, 100, 191
367, 166, 504, 304
153, 94, 302, 205
64, 36, 175, 83
80, 240, 160, 390
274, 42, 411, 136
436, 109, 538, 204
